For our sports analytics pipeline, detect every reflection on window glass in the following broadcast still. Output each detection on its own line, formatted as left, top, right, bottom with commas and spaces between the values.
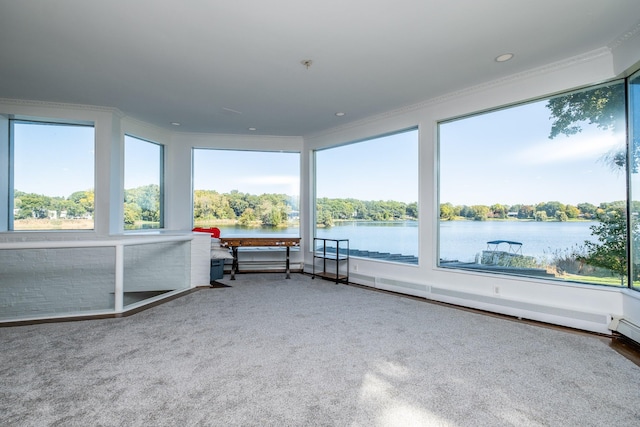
192, 149, 300, 236
12, 121, 95, 230
124, 135, 163, 230
629, 70, 640, 291
315, 129, 419, 264
439, 81, 628, 286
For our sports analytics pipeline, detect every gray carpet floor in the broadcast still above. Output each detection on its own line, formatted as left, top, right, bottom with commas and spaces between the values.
2, 273, 640, 426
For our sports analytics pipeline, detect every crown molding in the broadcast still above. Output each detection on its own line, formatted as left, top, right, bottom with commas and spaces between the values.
608, 20, 640, 51
0, 98, 123, 117
174, 130, 302, 141
304, 47, 612, 141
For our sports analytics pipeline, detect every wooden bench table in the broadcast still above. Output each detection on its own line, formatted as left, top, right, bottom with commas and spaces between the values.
219, 237, 301, 280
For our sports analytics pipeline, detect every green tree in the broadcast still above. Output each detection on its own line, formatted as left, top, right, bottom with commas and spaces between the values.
459, 205, 474, 219
547, 84, 625, 139
534, 211, 548, 222
547, 83, 630, 170
490, 203, 508, 219
579, 208, 635, 285
440, 203, 455, 221
517, 205, 534, 219
125, 184, 161, 222
565, 205, 580, 219
536, 201, 565, 218
193, 189, 232, 221
259, 198, 289, 226
578, 202, 597, 219
238, 208, 256, 226
406, 202, 418, 219
14, 191, 50, 219
68, 190, 94, 217
471, 205, 489, 221
124, 202, 142, 225
319, 211, 334, 227
226, 190, 249, 217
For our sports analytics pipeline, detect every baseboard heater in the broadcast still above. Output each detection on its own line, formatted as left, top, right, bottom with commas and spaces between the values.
430, 286, 615, 334
611, 317, 640, 345
306, 268, 612, 333
338, 271, 611, 333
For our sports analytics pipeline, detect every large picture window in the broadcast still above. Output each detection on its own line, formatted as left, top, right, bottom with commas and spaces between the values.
629, 69, 640, 291
192, 149, 300, 236
314, 128, 419, 264
124, 135, 164, 230
11, 120, 95, 230
439, 81, 628, 286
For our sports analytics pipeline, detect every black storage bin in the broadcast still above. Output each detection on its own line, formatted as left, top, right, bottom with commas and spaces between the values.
210, 259, 225, 280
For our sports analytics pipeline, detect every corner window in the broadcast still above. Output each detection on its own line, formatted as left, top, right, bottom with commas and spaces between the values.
192, 149, 300, 236
438, 81, 627, 286
11, 120, 95, 230
629, 69, 640, 291
124, 135, 164, 230
314, 128, 419, 264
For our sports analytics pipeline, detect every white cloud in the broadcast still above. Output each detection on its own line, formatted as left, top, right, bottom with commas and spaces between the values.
239, 175, 298, 186
514, 132, 624, 165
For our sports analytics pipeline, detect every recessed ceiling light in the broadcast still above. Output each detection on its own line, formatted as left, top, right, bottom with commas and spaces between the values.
335, 112, 346, 117
248, 127, 257, 131
170, 122, 180, 126
495, 53, 514, 63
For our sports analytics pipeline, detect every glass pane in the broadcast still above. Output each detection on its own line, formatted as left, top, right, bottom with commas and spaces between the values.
193, 149, 300, 236
124, 135, 163, 230
439, 82, 628, 286
630, 70, 640, 291
315, 129, 419, 264
12, 121, 95, 230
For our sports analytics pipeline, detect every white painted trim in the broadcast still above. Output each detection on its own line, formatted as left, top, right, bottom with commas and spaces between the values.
114, 244, 124, 312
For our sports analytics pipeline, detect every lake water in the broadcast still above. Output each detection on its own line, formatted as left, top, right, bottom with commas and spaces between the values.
216, 220, 597, 262
439, 220, 596, 262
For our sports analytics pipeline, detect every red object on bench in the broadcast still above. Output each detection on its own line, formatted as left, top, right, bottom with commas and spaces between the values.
192, 227, 221, 238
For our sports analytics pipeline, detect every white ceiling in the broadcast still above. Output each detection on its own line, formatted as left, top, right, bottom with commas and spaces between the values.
1, 0, 639, 136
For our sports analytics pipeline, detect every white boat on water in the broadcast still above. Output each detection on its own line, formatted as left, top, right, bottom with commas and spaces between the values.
481, 240, 532, 266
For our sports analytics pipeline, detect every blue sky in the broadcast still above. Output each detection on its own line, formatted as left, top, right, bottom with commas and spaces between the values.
125, 135, 161, 189
193, 149, 300, 197
439, 99, 627, 206
193, 129, 420, 204
315, 129, 419, 203
14, 123, 95, 198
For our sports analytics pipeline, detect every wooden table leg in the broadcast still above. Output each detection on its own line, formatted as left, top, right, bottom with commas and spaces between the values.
285, 246, 291, 279
231, 247, 238, 280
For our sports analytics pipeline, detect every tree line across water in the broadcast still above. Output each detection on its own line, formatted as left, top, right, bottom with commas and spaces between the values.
17, 185, 633, 227
14, 186, 418, 227
14, 186, 159, 225
439, 200, 638, 221
14, 190, 95, 220
194, 190, 418, 227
